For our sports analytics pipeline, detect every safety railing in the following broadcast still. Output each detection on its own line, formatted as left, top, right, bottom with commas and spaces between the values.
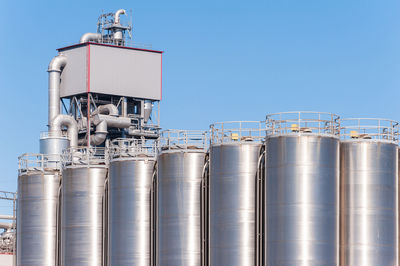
160, 130, 208, 151
18, 153, 62, 173
210, 121, 266, 144
341, 118, 399, 143
266, 111, 340, 136
109, 138, 157, 159
40, 131, 68, 139
62, 147, 107, 167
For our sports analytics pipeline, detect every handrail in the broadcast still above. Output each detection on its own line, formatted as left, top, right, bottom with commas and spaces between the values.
210, 121, 265, 144
109, 138, 157, 159
18, 153, 62, 172
160, 130, 208, 151
62, 147, 107, 167
0, 192, 17, 201
340, 118, 399, 143
266, 111, 340, 136
40, 131, 68, 139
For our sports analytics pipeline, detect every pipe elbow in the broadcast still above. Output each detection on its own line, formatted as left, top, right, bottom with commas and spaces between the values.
48, 55, 67, 72
78, 119, 108, 146
114, 9, 126, 24
91, 120, 108, 145
92, 104, 119, 116
50, 115, 78, 147
79, 32, 102, 43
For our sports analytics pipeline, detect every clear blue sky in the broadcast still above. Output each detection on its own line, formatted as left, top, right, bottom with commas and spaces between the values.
1, 0, 400, 213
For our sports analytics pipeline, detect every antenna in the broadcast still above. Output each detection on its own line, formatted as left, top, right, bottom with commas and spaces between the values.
128, 9, 133, 40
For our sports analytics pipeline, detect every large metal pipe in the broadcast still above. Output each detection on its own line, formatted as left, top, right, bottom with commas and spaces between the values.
91, 104, 119, 116
50, 115, 78, 147
83, 104, 120, 145
78, 111, 130, 146
93, 114, 131, 128
48, 55, 67, 126
114, 9, 126, 24
78, 120, 108, 146
79, 33, 102, 43
121, 97, 128, 117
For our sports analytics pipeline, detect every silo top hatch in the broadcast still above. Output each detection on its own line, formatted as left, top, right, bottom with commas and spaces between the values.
266, 111, 340, 137
57, 42, 163, 100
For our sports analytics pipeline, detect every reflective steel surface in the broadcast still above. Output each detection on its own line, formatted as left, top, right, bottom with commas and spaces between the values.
340, 141, 398, 266
210, 143, 261, 266
108, 158, 155, 266
40, 137, 69, 155
266, 135, 339, 265
61, 166, 107, 266
157, 151, 206, 266
17, 170, 60, 266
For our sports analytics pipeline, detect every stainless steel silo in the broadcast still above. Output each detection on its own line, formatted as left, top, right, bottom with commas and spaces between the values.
265, 112, 340, 265
209, 122, 264, 266
157, 130, 207, 266
107, 139, 157, 266
340, 118, 399, 266
61, 148, 107, 266
17, 154, 61, 266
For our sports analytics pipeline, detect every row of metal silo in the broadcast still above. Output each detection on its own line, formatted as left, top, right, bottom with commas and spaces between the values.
17, 111, 399, 266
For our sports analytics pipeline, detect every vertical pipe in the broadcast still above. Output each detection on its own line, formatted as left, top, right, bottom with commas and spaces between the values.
56, 183, 62, 266
13, 194, 16, 266
86, 43, 91, 148
201, 158, 209, 266
151, 165, 157, 266
256, 149, 265, 266
103, 178, 108, 266
87, 93, 91, 148
121, 97, 128, 117
48, 55, 67, 128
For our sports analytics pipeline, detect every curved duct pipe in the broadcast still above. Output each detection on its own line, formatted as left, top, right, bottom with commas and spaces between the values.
91, 104, 119, 116
114, 9, 126, 24
93, 114, 131, 128
48, 55, 67, 126
79, 120, 108, 146
78, 109, 131, 146
79, 32, 102, 43
50, 115, 78, 147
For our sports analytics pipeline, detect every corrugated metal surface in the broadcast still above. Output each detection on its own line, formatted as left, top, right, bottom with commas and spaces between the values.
209, 143, 261, 266
108, 158, 155, 265
59, 43, 162, 100
157, 150, 205, 266
340, 140, 398, 266
17, 170, 60, 266
266, 135, 339, 265
61, 166, 107, 266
